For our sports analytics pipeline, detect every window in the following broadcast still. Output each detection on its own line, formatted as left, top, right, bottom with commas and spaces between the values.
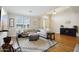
16, 16, 30, 32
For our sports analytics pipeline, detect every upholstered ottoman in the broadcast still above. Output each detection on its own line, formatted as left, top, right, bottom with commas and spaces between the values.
29, 34, 39, 41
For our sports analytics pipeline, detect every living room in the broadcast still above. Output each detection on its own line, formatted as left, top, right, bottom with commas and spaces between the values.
0, 6, 79, 52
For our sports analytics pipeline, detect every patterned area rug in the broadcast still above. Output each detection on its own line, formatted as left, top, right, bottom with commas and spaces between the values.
74, 44, 79, 52
18, 37, 57, 52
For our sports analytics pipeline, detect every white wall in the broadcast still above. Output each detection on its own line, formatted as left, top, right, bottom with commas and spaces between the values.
40, 14, 53, 32
52, 7, 79, 33
30, 16, 41, 29
8, 14, 16, 37
1, 7, 8, 30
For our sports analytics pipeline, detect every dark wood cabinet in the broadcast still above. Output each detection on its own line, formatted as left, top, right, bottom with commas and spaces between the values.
60, 28, 76, 37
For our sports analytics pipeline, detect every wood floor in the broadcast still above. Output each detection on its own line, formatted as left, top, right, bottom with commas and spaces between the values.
48, 34, 79, 52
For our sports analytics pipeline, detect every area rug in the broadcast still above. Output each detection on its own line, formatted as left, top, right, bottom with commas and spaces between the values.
74, 44, 79, 52
18, 37, 57, 52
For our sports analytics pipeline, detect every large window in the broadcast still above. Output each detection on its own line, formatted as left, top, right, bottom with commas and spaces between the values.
16, 16, 30, 33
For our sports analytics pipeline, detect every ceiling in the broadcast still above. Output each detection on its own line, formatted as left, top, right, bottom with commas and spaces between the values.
71, 6, 79, 12
3, 6, 59, 16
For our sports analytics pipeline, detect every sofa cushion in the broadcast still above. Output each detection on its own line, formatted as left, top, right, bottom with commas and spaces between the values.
37, 29, 47, 38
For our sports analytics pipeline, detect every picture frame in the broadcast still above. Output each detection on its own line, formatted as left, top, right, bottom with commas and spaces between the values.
9, 18, 14, 27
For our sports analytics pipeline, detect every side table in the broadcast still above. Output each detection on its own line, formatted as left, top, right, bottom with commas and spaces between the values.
47, 32, 55, 41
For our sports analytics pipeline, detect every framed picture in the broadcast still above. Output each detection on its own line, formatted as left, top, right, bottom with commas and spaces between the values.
9, 18, 14, 27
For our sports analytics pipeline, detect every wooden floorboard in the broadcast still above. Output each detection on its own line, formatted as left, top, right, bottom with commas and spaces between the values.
48, 34, 79, 52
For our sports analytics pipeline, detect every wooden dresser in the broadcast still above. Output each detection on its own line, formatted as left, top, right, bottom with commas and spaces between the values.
60, 28, 76, 37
